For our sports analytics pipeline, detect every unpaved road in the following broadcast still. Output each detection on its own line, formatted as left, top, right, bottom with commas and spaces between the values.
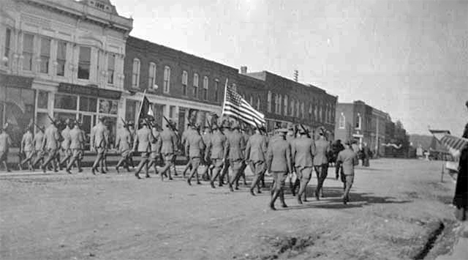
0, 159, 462, 260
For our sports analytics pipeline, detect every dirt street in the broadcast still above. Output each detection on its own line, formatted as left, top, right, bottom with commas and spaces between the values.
0, 159, 462, 260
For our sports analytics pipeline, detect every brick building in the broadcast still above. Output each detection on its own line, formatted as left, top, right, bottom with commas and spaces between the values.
0, 0, 133, 145
123, 36, 239, 132
335, 101, 394, 156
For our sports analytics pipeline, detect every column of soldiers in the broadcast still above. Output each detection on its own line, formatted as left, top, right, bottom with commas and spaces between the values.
2, 115, 359, 209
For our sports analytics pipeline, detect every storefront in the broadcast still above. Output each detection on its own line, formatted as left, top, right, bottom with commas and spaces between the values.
0, 73, 35, 147
36, 82, 122, 146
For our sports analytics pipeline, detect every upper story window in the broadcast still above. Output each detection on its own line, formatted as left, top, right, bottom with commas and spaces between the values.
301, 102, 305, 119
249, 95, 253, 106
193, 73, 199, 98
309, 103, 313, 119
267, 91, 272, 113
148, 62, 156, 89
214, 79, 219, 102
163, 66, 171, 93
277, 94, 282, 115
203, 76, 209, 100
256, 96, 260, 111
296, 101, 300, 118
56, 41, 67, 76
78, 46, 91, 80
356, 113, 362, 129
339, 113, 346, 129
314, 99, 318, 120
4, 28, 11, 66
39, 37, 51, 74
22, 33, 34, 71
182, 71, 188, 96
290, 99, 294, 116
107, 54, 116, 84
284, 95, 288, 115
132, 58, 140, 88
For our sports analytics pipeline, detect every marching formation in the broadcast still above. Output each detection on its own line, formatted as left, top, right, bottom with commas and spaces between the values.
0, 115, 360, 210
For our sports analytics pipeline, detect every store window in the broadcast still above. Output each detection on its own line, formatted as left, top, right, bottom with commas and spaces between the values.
79, 96, 97, 112
125, 100, 139, 122
107, 54, 115, 84
4, 28, 11, 66
54, 94, 77, 110
56, 41, 67, 76
22, 33, 34, 71
40, 37, 51, 74
37, 91, 48, 109
78, 46, 91, 80
98, 98, 118, 115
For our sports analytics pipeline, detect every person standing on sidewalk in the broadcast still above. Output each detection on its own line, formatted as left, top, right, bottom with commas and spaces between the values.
336, 140, 359, 205
453, 101, 468, 221
0, 123, 12, 172
313, 132, 330, 200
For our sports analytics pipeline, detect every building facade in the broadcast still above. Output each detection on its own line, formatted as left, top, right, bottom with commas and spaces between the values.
239, 69, 337, 137
335, 100, 394, 156
123, 36, 239, 132
0, 0, 133, 145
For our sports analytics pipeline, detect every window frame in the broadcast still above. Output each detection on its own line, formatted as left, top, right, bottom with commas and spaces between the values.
339, 113, 346, 129
193, 73, 199, 98
56, 40, 67, 77
163, 66, 171, 93
77, 46, 91, 80
22, 33, 34, 71
202, 76, 209, 100
132, 58, 140, 88
182, 70, 188, 96
148, 62, 156, 89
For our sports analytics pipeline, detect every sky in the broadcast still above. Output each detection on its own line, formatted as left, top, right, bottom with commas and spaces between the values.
111, 0, 468, 136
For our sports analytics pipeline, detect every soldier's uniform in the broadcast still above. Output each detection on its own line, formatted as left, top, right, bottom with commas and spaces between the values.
200, 127, 212, 181
207, 124, 228, 188
128, 122, 137, 169
32, 128, 45, 168
66, 123, 85, 173
115, 123, 133, 173
0, 125, 12, 172
245, 127, 267, 195
91, 118, 108, 174
186, 125, 205, 185
19, 127, 34, 170
181, 124, 194, 177
226, 123, 246, 191
291, 130, 316, 204
266, 128, 292, 210
219, 121, 233, 185
235, 128, 251, 188
41, 120, 61, 173
59, 121, 72, 169
313, 134, 330, 200
148, 125, 162, 177
336, 142, 359, 204
158, 124, 178, 180
132, 121, 154, 179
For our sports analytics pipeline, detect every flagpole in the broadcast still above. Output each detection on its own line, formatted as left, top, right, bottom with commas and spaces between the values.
136, 89, 147, 129
221, 78, 228, 119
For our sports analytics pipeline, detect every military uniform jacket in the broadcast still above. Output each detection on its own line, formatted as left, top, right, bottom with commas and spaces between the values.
21, 132, 34, 152
186, 132, 205, 158
34, 132, 44, 151
292, 136, 316, 168
245, 133, 267, 163
115, 128, 132, 152
0, 132, 12, 152
133, 127, 154, 153
336, 148, 359, 175
160, 129, 178, 155
208, 132, 228, 160
227, 130, 245, 161
69, 127, 85, 149
42, 125, 60, 150
151, 128, 161, 153
91, 124, 107, 149
61, 127, 71, 150
313, 137, 330, 165
266, 135, 292, 173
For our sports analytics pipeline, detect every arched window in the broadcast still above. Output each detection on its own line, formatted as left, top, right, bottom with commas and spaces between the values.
132, 58, 140, 88
148, 62, 156, 89
182, 71, 188, 96
163, 66, 171, 93
356, 113, 362, 129
301, 102, 305, 119
249, 95, 253, 106
256, 96, 261, 111
296, 100, 300, 117
309, 103, 313, 119
339, 113, 346, 129
290, 99, 294, 116
267, 91, 272, 113
277, 94, 282, 115
284, 95, 288, 115
203, 76, 209, 100
193, 73, 199, 98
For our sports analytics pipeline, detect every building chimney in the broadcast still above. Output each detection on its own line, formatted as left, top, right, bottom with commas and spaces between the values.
294, 70, 298, 82
240, 66, 248, 74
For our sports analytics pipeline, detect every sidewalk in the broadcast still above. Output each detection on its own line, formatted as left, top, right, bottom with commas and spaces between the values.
437, 221, 468, 260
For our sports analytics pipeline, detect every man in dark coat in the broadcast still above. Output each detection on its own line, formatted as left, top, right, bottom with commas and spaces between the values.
331, 139, 345, 179
453, 101, 468, 221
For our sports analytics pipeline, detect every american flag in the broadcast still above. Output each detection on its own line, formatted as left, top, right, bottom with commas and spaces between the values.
222, 83, 265, 127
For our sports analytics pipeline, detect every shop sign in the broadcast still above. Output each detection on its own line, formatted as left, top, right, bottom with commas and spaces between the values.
0, 74, 34, 89
58, 83, 121, 99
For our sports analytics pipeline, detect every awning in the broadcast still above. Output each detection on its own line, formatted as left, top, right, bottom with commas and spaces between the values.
58, 82, 122, 99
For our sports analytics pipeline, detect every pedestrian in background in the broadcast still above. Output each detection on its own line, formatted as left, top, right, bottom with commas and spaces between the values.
453, 101, 468, 221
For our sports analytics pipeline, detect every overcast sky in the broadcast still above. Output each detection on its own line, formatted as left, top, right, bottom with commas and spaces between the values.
111, 0, 468, 136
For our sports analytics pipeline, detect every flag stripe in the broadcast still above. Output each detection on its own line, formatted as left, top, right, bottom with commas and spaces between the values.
222, 84, 265, 127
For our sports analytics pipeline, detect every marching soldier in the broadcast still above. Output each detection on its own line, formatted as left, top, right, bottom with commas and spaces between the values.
235, 126, 251, 188
148, 122, 162, 178
286, 124, 299, 196
90, 117, 108, 175
181, 123, 194, 178
219, 120, 232, 185
186, 123, 206, 185
101, 122, 111, 172
313, 131, 330, 200
41, 118, 61, 173
336, 140, 359, 204
207, 123, 228, 188
158, 120, 178, 180
128, 121, 137, 169
115, 120, 133, 173
59, 119, 72, 170
200, 126, 212, 181
0, 123, 12, 172
291, 128, 316, 204
245, 125, 267, 196
65, 120, 85, 174
19, 125, 34, 171
226, 121, 246, 192
266, 128, 292, 210
132, 120, 154, 179
32, 126, 45, 169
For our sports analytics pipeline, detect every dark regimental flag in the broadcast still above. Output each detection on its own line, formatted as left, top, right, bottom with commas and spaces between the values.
136, 95, 154, 128
222, 81, 265, 127
429, 129, 468, 155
